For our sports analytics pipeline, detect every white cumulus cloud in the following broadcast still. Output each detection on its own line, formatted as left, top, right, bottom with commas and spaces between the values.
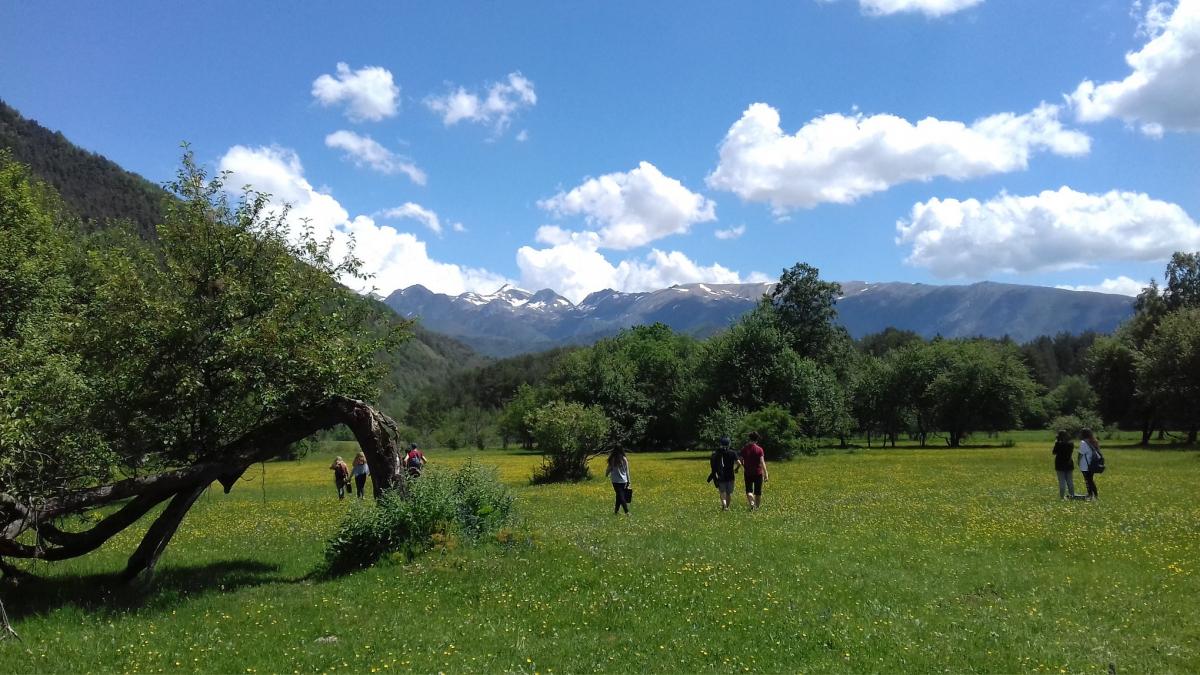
715, 225, 746, 240
324, 130, 426, 185
312, 63, 400, 123
1069, 0, 1200, 135
857, 0, 983, 17
516, 238, 761, 304
425, 72, 537, 135
896, 186, 1200, 278
707, 102, 1090, 213
377, 202, 445, 235
218, 145, 508, 295
1056, 276, 1147, 297
538, 161, 717, 250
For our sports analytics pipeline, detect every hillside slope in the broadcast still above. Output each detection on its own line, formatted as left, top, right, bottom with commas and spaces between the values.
0, 99, 167, 238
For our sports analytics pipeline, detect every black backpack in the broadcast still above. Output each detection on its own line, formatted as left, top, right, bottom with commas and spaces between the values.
1089, 444, 1106, 474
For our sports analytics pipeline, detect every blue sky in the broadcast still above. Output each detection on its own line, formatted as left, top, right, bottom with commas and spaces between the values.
2, 0, 1198, 301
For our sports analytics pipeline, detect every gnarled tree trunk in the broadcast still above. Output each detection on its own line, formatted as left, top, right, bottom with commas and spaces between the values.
0, 396, 402, 584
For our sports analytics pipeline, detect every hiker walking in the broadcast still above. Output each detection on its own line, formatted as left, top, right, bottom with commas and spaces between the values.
351, 451, 370, 499
739, 432, 768, 511
708, 436, 739, 511
1078, 429, 1102, 501
330, 456, 350, 500
1051, 430, 1078, 500
404, 442, 426, 478
606, 447, 631, 515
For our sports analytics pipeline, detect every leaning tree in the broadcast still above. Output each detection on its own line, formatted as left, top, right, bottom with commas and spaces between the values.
0, 152, 410, 588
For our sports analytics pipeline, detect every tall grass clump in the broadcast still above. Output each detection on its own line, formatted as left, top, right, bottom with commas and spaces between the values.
323, 461, 513, 574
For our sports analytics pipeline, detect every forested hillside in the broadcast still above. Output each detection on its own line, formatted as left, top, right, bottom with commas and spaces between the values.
0, 99, 167, 238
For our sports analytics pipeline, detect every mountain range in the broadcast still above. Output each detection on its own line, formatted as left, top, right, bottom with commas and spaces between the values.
385, 281, 1136, 357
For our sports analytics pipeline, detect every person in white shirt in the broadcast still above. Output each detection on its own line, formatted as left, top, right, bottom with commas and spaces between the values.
351, 451, 370, 499
1078, 428, 1100, 501
605, 448, 631, 515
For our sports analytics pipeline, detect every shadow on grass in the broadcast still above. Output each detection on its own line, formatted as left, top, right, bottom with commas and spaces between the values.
1, 559, 288, 621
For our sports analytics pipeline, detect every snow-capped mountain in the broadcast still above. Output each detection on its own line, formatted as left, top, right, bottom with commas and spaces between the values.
384, 281, 1135, 357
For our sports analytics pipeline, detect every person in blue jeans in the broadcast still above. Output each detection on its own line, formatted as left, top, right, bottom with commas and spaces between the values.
1051, 430, 1077, 500
351, 451, 370, 499
605, 448, 630, 515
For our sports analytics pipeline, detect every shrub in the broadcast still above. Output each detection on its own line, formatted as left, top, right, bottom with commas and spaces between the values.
323, 461, 513, 575
527, 401, 610, 483
1050, 411, 1104, 440
737, 404, 806, 461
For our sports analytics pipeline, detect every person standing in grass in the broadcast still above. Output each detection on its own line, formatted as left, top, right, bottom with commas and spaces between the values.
330, 456, 350, 500
708, 436, 739, 511
1052, 430, 1077, 500
404, 442, 426, 478
605, 447, 631, 515
351, 451, 370, 499
739, 431, 768, 511
1078, 429, 1101, 501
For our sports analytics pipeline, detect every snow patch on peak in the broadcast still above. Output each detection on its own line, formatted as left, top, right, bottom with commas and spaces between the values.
457, 292, 488, 306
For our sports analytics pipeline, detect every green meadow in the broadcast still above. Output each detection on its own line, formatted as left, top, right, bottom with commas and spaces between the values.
2, 432, 1197, 673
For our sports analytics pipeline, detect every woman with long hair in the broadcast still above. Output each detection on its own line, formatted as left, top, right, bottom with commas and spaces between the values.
329, 456, 350, 500
1051, 430, 1076, 500
605, 448, 630, 515
351, 451, 370, 499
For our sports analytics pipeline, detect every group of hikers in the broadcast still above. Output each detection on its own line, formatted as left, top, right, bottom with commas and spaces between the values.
329, 444, 427, 500
604, 431, 770, 515
330, 428, 1105, 508
1052, 428, 1105, 501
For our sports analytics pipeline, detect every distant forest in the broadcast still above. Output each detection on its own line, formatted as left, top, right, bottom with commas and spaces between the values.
0, 99, 166, 239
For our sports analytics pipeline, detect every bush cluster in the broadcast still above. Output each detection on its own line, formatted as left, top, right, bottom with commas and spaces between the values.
1050, 412, 1105, 440
323, 461, 513, 575
527, 400, 610, 483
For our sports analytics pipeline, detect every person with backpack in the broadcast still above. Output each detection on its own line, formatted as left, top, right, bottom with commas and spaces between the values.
707, 436, 740, 511
404, 443, 426, 477
1051, 430, 1078, 500
605, 447, 631, 515
739, 431, 768, 511
329, 456, 350, 500
1078, 428, 1104, 501
351, 451, 370, 499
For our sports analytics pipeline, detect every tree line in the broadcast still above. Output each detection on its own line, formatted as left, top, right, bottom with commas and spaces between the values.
403, 256, 1200, 470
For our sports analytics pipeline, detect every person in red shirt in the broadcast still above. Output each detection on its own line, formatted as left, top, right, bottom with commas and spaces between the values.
739, 431, 768, 510
404, 443, 426, 477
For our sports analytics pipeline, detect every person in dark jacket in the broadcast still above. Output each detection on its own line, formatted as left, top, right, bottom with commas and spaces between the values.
1051, 430, 1077, 500
707, 436, 740, 511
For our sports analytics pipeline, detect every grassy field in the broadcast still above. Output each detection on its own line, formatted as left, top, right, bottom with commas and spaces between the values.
2, 432, 1197, 673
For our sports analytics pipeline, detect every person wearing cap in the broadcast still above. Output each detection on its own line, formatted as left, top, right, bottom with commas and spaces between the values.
707, 436, 740, 511
404, 442, 426, 477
